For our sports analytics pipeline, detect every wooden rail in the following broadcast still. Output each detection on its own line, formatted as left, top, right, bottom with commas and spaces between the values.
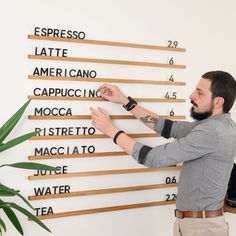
29, 133, 160, 141
28, 183, 178, 200
28, 55, 186, 69
28, 96, 186, 103
28, 115, 186, 120
29, 151, 127, 160
224, 197, 236, 214
28, 75, 186, 86
33, 200, 176, 220
28, 35, 186, 52
28, 166, 181, 180
224, 204, 236, 214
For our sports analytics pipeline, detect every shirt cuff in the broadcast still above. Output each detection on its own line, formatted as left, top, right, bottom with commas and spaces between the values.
132, 142, 144, 162
154, 116, 166, 134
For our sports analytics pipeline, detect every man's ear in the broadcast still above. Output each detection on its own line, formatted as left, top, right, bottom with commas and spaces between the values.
214, 97, 225, 109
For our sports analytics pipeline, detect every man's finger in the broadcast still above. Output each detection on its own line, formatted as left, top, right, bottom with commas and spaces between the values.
98, 83, 111, 90
90, 107, 99, 114
100, 93, 113, 100
98, 107, 109, 116
90, 108, 102, 118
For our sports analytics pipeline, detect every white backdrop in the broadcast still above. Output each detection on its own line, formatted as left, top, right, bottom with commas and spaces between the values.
0, 0, 236, 235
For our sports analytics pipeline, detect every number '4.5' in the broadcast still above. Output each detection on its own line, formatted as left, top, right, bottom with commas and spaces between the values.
165, 92, 177, 99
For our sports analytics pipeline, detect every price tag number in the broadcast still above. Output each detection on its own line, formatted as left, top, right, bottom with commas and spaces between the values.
165, 92, 177, 99
165, 176, 177, 184
169, 109, 175, 116
169, 75, 174, 82
165, 193, 177, 201
167, 40, 178, 48
169, 57, 174, 65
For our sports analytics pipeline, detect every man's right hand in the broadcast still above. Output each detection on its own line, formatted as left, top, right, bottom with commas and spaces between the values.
98, 84, 129, 105
98, 84, 160, 131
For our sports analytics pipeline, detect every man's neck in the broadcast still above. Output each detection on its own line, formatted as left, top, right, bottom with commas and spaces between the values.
212, 110, 224, 116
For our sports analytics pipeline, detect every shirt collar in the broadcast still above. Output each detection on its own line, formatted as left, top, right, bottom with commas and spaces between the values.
198, 113, 231, 124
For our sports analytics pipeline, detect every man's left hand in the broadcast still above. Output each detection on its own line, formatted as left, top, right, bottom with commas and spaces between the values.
90, 107, 118, 137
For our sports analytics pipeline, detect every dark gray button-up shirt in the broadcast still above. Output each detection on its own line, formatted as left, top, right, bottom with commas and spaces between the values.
132, 113, 236, 211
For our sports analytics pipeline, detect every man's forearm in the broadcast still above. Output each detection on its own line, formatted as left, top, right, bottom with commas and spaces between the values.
116, 133, 136, 155
120, 98, 160, 130
106, 126, 136, 155
130, 105, 160, 130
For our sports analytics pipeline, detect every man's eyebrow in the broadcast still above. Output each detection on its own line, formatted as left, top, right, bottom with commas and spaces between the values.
196, 88, 204, 93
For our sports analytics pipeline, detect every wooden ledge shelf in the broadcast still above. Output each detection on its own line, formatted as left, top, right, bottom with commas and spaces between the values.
32, 200, 176, 220
28, 166, 181, 180
28, 115, 186, 120
29, 133, 160, 141
28, 55, 186, 69
28, 183, 178, 200
224, 197, 236, 214
28, 35, 186, 52
29, 151, 127, 160
28, 96, 186, 103
28, 75, 186, 86
224, 204, 236, 214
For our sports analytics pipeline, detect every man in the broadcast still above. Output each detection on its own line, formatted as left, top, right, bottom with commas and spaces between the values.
90, 71, 236, 236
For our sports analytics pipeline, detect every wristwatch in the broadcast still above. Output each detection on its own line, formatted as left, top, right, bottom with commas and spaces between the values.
123, 96, 137, 111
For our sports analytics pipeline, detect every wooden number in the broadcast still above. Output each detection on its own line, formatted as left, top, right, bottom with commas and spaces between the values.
167, 40, 179, 48
165, 176, 177, 184
165, 92, 177, 99
165, 193, 177, 201
169, 74, 174, 82
169, 109, 175, 116
169, 57, 174, 65
168, 164, 177, 167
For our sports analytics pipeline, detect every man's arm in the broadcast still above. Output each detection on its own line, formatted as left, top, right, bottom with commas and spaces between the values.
90, 107, 136, 155
98, 84, 197, 138
98, 84, 161, 130
133, 123, 218, 168
90, 107, 216, 168
130, 105, 161, 130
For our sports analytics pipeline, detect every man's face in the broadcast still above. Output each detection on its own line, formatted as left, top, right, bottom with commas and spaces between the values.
189, 78, 214, 121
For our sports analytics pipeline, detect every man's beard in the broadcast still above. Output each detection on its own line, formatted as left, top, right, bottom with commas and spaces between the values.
190, 101, 214, 121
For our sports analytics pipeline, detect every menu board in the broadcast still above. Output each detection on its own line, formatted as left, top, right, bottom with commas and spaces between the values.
26, 26, 186, 220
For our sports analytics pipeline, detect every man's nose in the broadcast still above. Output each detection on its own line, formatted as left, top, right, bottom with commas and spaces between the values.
189, 91, 195, 100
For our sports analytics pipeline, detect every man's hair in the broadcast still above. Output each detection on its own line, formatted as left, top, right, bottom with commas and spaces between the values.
202, 71, 236, 113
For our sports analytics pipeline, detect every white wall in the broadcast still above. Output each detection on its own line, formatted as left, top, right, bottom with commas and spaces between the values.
0, 0, 236, 235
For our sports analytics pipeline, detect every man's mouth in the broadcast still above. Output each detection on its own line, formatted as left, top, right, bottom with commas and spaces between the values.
191, 101, 198, 107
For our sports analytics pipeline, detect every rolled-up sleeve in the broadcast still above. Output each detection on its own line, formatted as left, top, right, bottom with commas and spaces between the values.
132, 123, 218, 168
154, 117, 197, 139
